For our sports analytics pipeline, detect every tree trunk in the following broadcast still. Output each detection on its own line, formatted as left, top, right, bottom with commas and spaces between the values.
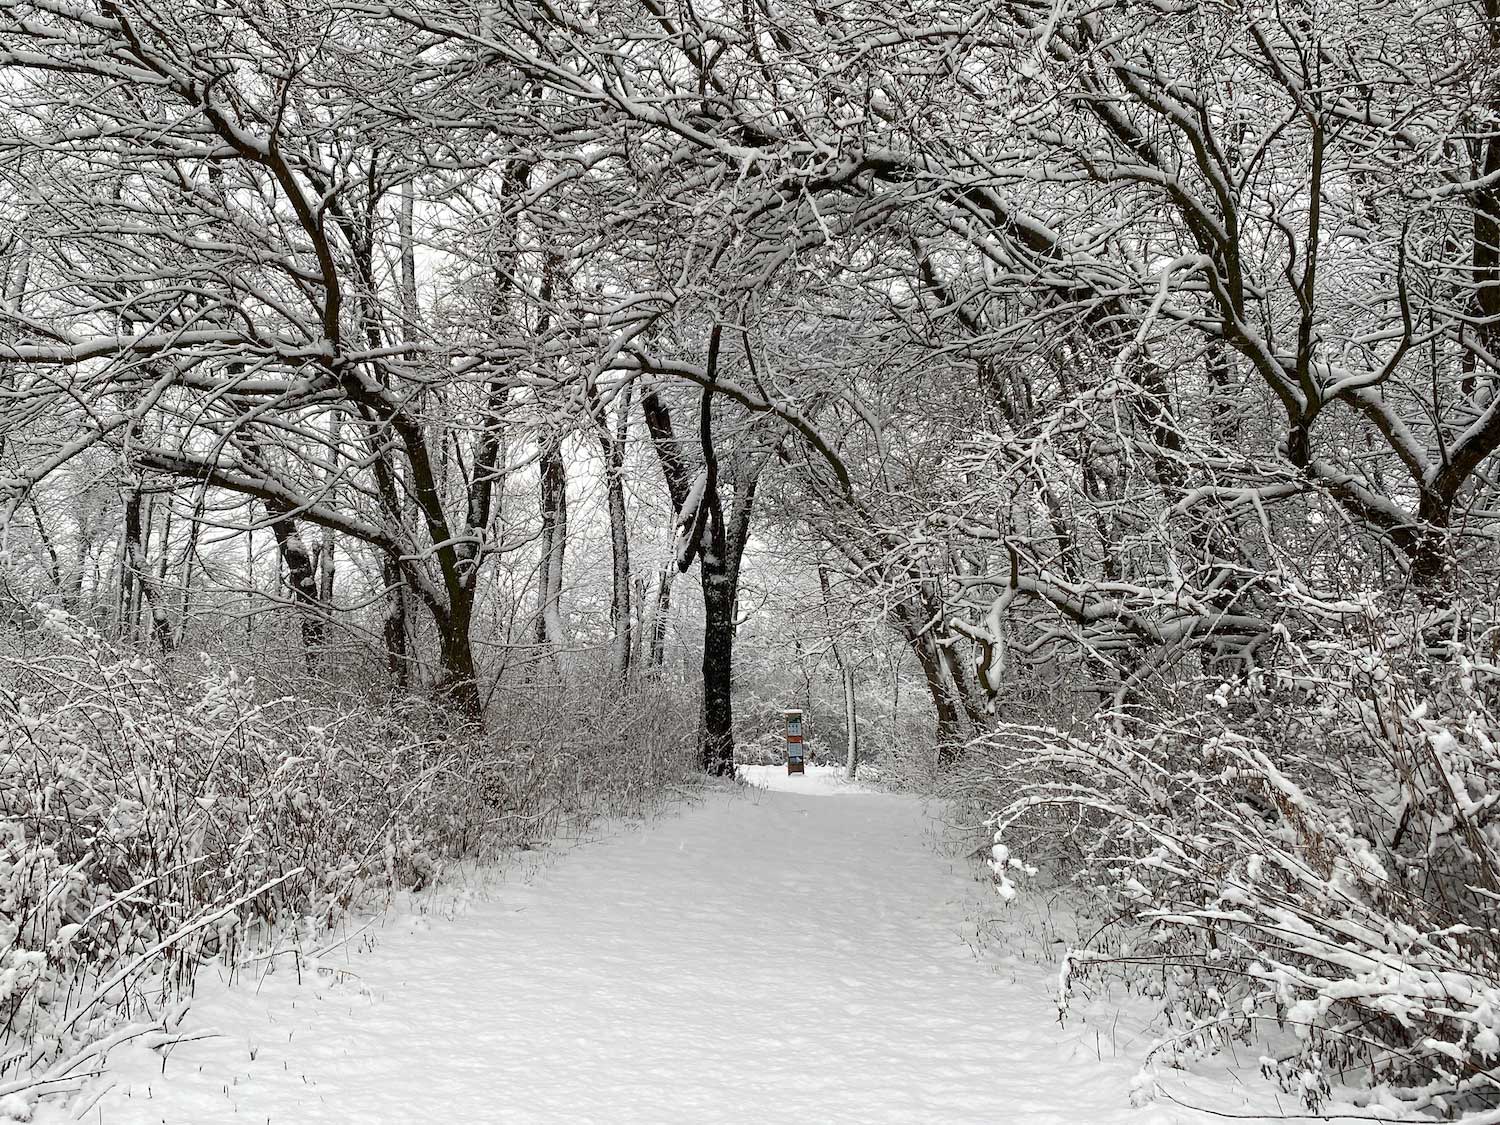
605, 467, 632, 685
436, 587, 482, 716
842, 663, 858, 781
174, 485, 206, 644
26, 496, 62, 591
700, 559, 736, 775
316, 408, 341, 606
630, 574, 647, 678
644, 563, 674, 676
697, 464, 761, 775
638, 333, 763, 776
818, 562, 859, 779
599, 384, 634, 687
887, 599, 973, 767
941, 640, 989, 732
383, 556, 411, 690
266, 505, 325, 669
123, 486, 173, 653
916, 630, 971, 766
535, 438, 568, 662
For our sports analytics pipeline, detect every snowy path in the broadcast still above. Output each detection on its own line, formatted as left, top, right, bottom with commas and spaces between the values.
63, 767, 1272, 1124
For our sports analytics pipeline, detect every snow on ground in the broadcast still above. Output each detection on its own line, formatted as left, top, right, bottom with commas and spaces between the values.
737, 762, 877, 795
43, 772, 1290, 1124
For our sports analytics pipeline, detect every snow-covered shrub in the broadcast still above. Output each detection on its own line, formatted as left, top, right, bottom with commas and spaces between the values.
0, 613, 446, 1070
988, 619, 1500, 1119
734, 733, 784, 767
0, 607, 694, 1111
477, 671, 696, 831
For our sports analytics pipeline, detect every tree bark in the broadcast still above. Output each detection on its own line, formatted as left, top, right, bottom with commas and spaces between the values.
890, 600, 973, 768
842, 664, 858, 781
382, 556, 411, 690
436, 589, 482, 714
639, 331, 764, 776
644, 563, 674, 676
535, 438, 568, 662
819, 564, 859, 781
265, 499, 325, 669
694, 458, 761, 775
316, 407, 340, 607
699, 560, 737, 775
598, 383, 634, 687
122, 486, 174, 653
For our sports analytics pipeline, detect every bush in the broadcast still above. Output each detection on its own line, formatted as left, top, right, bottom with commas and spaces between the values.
0, 606, 695, 1114
986, 614, 1500, 1119
734, 733, 784, 766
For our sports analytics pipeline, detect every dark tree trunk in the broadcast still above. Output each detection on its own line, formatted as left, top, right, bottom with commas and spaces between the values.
535, 438, 568, 659
435, 594, 482, 716
891, 600, 973, 768
605, 466, 632, 684
600, 384, 634, 688
942, 641, 989, 732
645, 563, 673, 675
916, 635, 969, 767
1409, 497, 1455, 603
266, 501, 325, 669
699, 561, 736, 775
123, 486, 174, 653
639, 329, 764, 776
382, 557, 411, 690
694, 461, 759, 774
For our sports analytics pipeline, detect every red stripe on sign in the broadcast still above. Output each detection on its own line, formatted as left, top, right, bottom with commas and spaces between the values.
787, 735, 802, 743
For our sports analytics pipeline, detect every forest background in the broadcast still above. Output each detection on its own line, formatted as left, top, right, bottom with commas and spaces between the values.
3, 0, 1500, 1118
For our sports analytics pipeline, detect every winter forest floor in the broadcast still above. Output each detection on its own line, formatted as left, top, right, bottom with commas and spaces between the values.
40, 767, 1296, 1124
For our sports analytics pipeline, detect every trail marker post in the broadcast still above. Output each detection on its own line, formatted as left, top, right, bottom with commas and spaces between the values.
785, 708, 805, 775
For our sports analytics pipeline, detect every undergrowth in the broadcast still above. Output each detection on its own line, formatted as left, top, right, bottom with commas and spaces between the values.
0, 605, 695, 1117
972, 609, 1500, 1120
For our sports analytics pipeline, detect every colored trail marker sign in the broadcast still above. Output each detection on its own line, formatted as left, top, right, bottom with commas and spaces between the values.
785, 708, 805, 775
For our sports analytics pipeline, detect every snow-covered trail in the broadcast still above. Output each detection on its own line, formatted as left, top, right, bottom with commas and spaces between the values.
66, 767, 1265, 1124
